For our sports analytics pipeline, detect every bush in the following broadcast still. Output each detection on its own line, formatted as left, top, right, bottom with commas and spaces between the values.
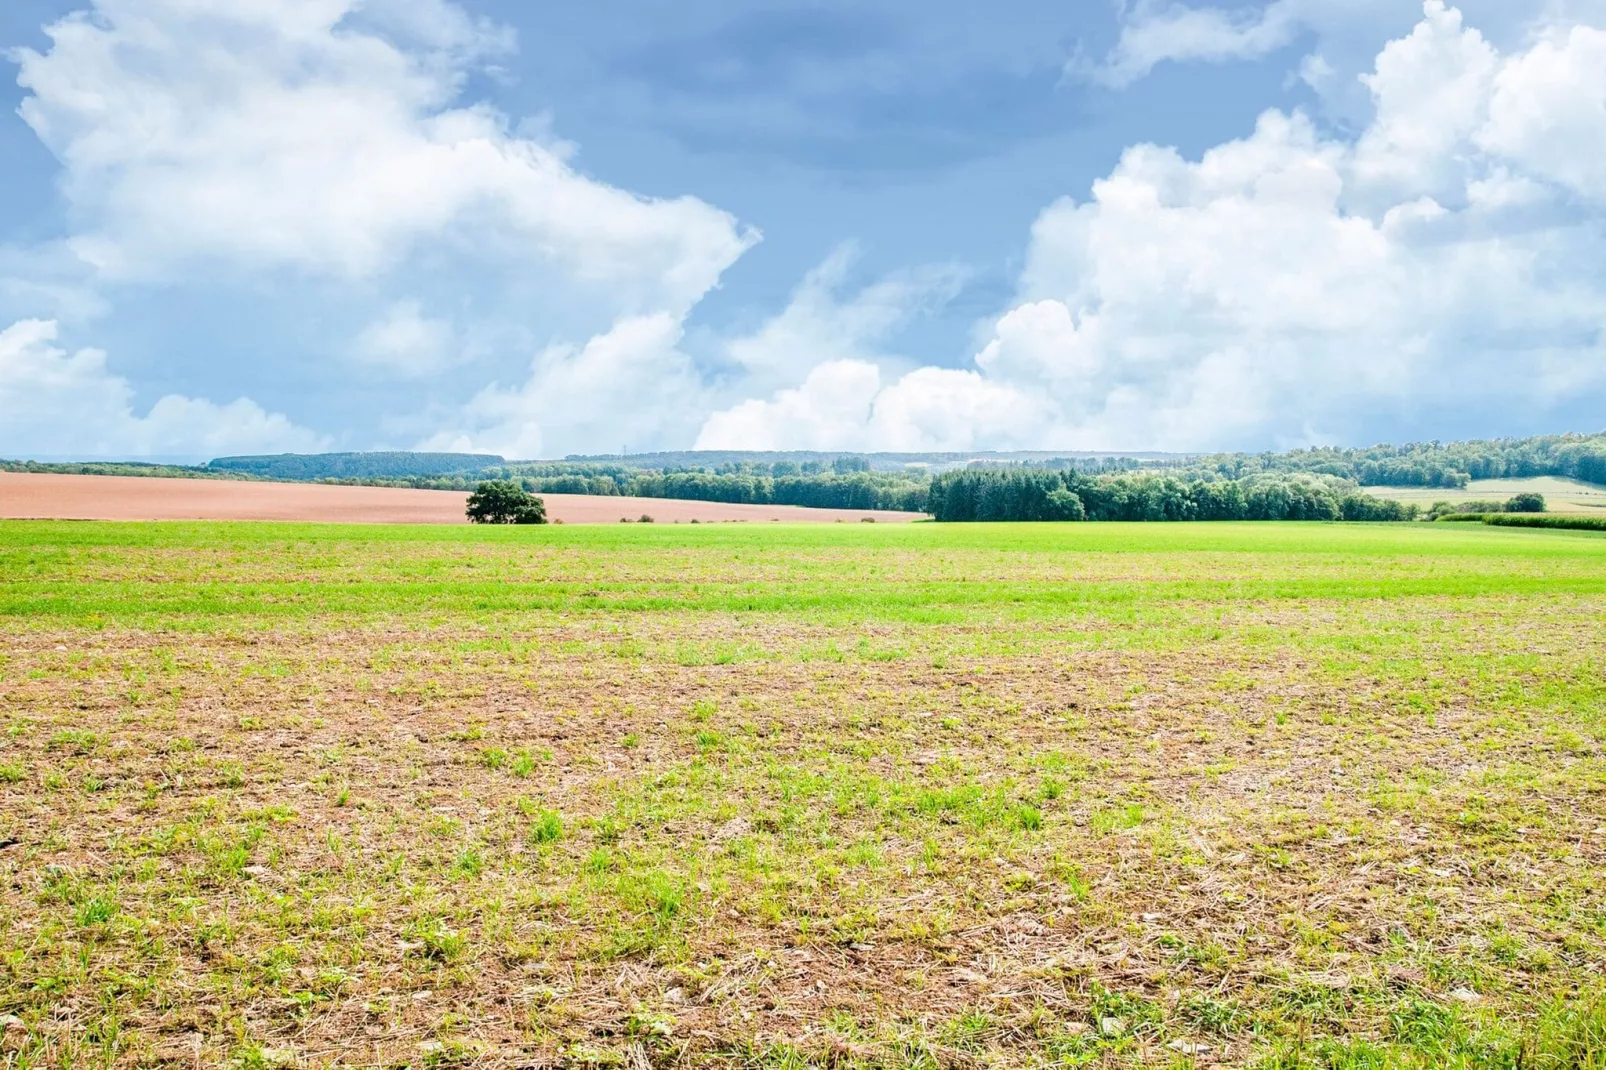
466, 481, 547, 525
1340, 493, 1417, 522
1505, 492, 1546, 513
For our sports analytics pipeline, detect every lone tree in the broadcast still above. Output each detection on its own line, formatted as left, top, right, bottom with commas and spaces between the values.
466, 481, 547, 525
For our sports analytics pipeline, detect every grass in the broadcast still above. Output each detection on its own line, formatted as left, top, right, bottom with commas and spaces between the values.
0, 520, 1603, 1067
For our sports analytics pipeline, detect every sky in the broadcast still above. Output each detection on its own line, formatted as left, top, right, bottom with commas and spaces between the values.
1, 0, 1604, 461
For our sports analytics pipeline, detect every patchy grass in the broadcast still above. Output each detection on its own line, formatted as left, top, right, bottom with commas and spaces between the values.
0, 520, 1603, 1067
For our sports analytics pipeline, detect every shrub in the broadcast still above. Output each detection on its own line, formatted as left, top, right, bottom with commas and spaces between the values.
1340, 493, 1417, 522
1505, 492, 1546, 513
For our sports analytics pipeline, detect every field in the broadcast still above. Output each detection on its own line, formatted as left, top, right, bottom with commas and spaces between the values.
1368, 477, 1606, 514
0, 473, 924, 525
1, 520, 1604, 1068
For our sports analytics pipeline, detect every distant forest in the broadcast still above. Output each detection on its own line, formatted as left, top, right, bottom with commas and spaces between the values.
926, 470, 1418, 523
209, 452, 503, 480
1183, 433, 1606, 488
4, 431, 1603, 520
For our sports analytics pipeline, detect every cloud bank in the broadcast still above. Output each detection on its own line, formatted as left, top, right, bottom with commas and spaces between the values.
698, 1, 1606, 451
13, 0, 753, 305
4, 0, 755, 458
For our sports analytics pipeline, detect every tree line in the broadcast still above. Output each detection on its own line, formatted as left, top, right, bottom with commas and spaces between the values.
927, 470, 1419, 522
1, 459, 259, 481
209, 451, 502, 480
1182, 432, 1606, 488
623, 471, 926, 512
1422, 493, 1546, 518
313, 466, 928, 512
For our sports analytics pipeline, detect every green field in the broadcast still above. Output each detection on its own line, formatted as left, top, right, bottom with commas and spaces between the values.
1, 521, 1604, 1068
1369, 477, 1606, 514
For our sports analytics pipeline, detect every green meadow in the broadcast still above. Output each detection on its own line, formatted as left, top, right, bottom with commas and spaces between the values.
1, 521, 1604, 1067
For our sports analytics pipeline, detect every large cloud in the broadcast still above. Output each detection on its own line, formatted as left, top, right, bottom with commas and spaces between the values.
6, 0, 759, 458
1477, 22, 1606, 202
701, 1, 1606, 451
422, 245, 969, 457
696, 361, 1042, 452
417, 313, 705, 459
12, 0, 755, 311
1, 0, 764, 453
0, 319, 324, 458
691, 249, 980, 451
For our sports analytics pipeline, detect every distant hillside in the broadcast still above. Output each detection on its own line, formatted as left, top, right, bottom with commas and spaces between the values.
1, 459, 253, 481
1181, 432, 1606, 488
565, 450, 1185, 473
207, 452, 503, 481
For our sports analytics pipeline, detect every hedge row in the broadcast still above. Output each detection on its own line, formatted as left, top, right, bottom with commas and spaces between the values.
1484, 515, 1606, 532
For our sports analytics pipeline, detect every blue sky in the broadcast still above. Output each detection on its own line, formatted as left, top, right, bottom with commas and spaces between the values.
1, 0, 1602, 460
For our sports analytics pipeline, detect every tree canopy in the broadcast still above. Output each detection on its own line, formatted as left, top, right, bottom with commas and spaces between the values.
465, 482, 546, 525
927, 470, 1418, 523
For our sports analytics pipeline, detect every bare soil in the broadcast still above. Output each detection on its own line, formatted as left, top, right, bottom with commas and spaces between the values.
0, 472, 926, 525
3, 519, 1602, 1067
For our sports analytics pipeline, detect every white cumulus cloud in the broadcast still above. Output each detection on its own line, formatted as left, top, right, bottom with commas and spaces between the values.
0, 319, 325, 458
419, 313, 706, 459
12, 0, 755, 311
695, 249, 975, 450
706, 2, 1606, 452
5, 0, 762, 458
1477, 23, 1606, 202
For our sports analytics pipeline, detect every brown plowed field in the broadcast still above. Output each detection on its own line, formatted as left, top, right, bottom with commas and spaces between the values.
0, 472, 926, 524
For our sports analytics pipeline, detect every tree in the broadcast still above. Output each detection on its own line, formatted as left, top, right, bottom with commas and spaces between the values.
466, 481, 547, 525
1505, 492, 1546, 513
1044, 488, 1086, 521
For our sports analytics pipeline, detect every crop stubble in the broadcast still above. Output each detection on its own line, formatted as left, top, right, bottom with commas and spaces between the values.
0, 521, 1603, 1067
